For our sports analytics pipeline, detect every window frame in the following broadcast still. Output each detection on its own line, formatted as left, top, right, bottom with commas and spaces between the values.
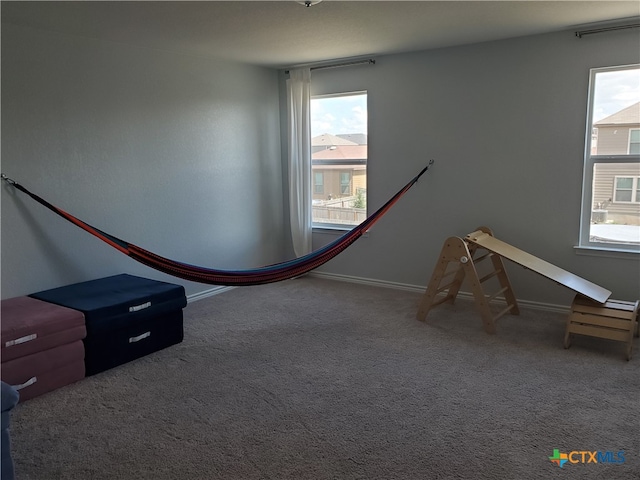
578, 64, 640, 253
613, 176, 640, 203
310, 90, 368, 231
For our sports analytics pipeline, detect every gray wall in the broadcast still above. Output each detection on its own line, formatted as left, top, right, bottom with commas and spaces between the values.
308, 28, 640, 306
1, 24, 284, 299
3, 22, 638, 307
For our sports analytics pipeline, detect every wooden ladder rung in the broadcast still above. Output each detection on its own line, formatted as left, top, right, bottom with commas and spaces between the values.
437, 280, 459, 294
439, 269, 458, 282
438, 270, 458, 285
431, 294, 455, 308
493, 304, 516, 322
473, 252, 493, 263
486, 286, 509, 303
479, 268, 502, 284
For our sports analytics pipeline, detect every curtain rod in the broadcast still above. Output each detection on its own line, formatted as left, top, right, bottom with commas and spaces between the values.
575, 23, 640, 38
285, 59, 375, 74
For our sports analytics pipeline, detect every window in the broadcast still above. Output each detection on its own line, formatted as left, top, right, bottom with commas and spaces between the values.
340, 172, 351, 195
580, 65, 640, 250
630, 129, 640, 154
614, 176, 640, 203
314, 172, 324, 195
310, 91, 367, 228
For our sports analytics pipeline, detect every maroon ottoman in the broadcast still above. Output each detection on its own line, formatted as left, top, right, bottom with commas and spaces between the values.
1, 296, 86, 402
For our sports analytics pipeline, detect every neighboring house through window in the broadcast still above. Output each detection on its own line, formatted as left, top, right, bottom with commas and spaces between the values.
310, 92, 368, 228
580, 65, 640, 250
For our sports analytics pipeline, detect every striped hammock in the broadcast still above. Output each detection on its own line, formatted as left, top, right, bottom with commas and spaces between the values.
2, 162, 433, 286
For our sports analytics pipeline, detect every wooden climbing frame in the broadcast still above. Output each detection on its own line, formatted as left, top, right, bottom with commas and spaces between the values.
417, 226, 613, 334
416, 227, 519, 334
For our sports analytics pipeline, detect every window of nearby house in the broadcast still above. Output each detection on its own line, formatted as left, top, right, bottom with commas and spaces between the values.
613, 176, 640, 202
310, 91, 367, 228
314, 172, 324, 194
630, 129, 640, 154
579, 65, 640, 252
340, 172, 351, 195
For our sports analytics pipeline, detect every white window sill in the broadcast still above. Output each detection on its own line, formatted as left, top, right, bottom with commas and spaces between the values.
574, 245, 639, 259
313, 225, 369, 237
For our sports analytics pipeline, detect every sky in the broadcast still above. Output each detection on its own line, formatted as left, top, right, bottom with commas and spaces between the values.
311, 93, 367, 136
592, 67, 640, 122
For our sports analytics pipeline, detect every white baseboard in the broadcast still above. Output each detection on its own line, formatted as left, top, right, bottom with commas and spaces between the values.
187, 285, 235, 303
308, 271, 570, 314
309, 271, 425, 293
185, 272, 571, 314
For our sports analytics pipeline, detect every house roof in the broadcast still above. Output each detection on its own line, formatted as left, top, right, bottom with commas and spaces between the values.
337, 134, 368, 145
312, 134, 358, 147
595, 102, 640, 126
312, 145, 367, 161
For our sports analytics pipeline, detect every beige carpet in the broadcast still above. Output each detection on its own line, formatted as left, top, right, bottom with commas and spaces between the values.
9, 276, 640, 479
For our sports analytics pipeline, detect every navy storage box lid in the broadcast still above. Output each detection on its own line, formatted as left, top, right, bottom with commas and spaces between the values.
30, 274, 186, 334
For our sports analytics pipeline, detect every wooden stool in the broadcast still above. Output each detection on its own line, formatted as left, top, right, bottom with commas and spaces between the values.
564, 295, 639, 360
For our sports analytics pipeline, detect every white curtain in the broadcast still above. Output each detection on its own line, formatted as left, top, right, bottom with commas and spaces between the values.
286, 68, 312, 257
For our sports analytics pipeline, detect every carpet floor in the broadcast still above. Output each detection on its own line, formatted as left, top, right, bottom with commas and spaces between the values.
8, 276, 640, 479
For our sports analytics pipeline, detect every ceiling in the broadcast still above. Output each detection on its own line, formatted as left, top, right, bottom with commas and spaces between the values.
2, 1, 639, 68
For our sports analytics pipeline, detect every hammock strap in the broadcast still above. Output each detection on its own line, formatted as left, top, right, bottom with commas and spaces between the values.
1, 174, 130, 254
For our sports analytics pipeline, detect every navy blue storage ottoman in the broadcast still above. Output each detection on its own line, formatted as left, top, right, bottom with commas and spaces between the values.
30, 274, 186, 376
